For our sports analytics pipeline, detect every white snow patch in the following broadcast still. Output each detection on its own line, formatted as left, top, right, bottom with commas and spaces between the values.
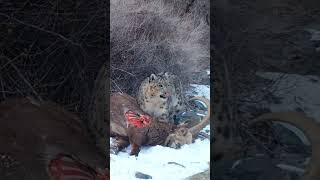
186, 84, 210, 99
110, 84, 210, 180
110, 139, 210, 180
201, 124, 210, 136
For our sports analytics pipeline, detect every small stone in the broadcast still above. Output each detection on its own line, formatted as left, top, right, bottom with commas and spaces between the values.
186, 169, 210, 180
135, 171, 152, 179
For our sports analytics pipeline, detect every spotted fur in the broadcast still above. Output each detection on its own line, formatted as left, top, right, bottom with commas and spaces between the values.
137, 72, 186, 123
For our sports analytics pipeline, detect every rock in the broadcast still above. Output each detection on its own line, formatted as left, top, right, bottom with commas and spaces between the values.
186, 169, 210, 180
189, 71, 210, 85
135, 172, 152, 179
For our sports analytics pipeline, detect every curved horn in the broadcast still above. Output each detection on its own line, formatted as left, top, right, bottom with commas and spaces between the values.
249, 112, 320, 180
188, 96, 210, 136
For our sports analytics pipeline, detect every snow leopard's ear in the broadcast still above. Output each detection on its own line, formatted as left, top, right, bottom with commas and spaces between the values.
164, 72, 170, 77
149, 74, 157, 82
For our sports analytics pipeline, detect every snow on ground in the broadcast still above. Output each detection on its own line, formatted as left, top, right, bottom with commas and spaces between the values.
186, 84, 210, 99
110, 84, 210, 180
256, 72, 320, 122
110, 139, 210, 180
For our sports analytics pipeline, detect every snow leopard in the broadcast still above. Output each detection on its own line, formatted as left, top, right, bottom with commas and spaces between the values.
137, 72, 187, 124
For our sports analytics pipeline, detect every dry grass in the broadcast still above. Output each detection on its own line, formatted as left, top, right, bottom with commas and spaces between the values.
110, 0, 210, 95
0, 0, 107, 121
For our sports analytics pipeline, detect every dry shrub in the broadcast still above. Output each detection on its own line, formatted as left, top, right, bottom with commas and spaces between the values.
110, 0, 210, 95
0, 0, 108, 121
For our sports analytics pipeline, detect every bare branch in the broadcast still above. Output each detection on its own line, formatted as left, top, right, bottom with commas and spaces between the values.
0, 13, 81, 47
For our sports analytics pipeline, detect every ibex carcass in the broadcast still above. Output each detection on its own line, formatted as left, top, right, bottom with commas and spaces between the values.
0, 97, 108, 180
110, 92, 210, 156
